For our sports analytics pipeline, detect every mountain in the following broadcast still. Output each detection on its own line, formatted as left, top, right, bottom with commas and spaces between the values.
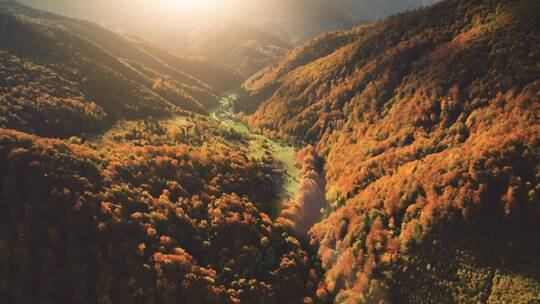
238, 0, 540, 302
2, 0, 242, 92
242, 0, 355, 44
187, 23, 291, 77
1, 0, 539, 303
181, 0, 441, 77
245, 0, 439, 44
332, 0, 440, 22
16, 0, 437, 45
0, 0, 245, 137
16, 0, 439, 76
0, 5, 323, 304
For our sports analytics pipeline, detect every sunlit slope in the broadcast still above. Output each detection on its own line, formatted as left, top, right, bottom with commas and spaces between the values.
240, 0, 540, 302
1, 0, 242, 97
131, 37, 243, 92
0, 3, 239, 138
0, 9, 194, 137
236, 27, 364, 113
0, 123, 324, 303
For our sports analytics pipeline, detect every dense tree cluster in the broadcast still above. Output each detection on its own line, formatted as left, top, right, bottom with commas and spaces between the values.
1, 0, 539, 302
239, 0, 540, 302
0, 51, 107, 137
91, 115, 248, 152
0, 3, 330, 303
311, 86, 540, 302
0, 129, 324, 303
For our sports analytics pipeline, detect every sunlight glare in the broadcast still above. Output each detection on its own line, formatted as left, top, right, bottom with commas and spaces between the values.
159, 0, 218, 11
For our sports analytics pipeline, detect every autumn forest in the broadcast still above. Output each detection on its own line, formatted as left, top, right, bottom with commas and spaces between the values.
0, 0, 538, 303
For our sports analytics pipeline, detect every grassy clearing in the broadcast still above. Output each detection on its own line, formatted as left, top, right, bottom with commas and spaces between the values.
211, 95, 302, 212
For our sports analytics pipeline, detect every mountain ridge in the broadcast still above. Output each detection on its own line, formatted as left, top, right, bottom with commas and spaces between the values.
238, 0, 540, 301
186, 22, 292, 77
0, 4, 325, 303
0, 0, 538, 303
0, 0, 246, 137
16, 0, 440, 76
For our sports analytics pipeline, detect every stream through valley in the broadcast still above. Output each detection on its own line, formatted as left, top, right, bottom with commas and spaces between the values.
210, 95, 301, 215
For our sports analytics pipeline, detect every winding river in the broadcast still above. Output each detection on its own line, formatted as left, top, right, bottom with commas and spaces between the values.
210, 95, 301, 215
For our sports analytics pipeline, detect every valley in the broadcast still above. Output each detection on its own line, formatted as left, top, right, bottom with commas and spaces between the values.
210, 95, 302, 216
0, 0, 539, 303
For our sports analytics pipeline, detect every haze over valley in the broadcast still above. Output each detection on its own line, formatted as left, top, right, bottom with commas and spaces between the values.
17, 0, 439, 75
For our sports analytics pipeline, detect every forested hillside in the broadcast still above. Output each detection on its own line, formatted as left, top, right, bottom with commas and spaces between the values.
0, 0, 244, 126
0, 126, 325, 303
182, 0, 439, 77
4, 0, 243, 90
239, 0, 540, 302
1, 0, 539, 303
0, 4, 244, 138
11, 0, 441, 79
0, 4, 325, 303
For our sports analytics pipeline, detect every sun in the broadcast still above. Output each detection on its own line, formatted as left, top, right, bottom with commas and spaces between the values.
159, 0, 217, 10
